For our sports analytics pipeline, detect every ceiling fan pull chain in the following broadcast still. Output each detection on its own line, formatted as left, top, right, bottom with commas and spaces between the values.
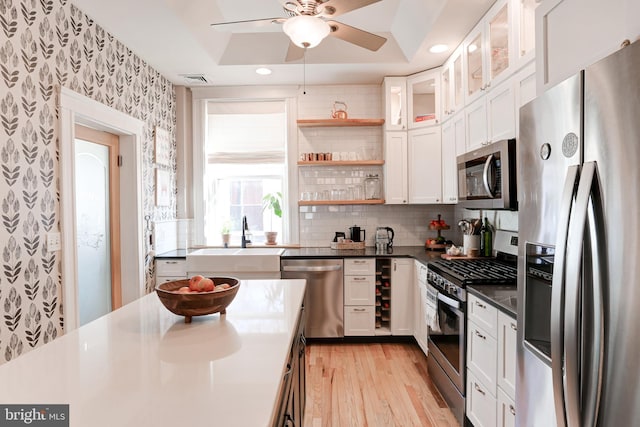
303, 48, 307, 94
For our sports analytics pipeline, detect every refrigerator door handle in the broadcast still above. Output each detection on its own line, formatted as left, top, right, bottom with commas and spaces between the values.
551, 165, 580, 427
568, 161, 605, 427
565, 161, 605, 427
482, 154, 495, 197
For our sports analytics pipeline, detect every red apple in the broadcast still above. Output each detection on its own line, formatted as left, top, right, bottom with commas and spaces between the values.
200, 278, 215, 292
189, 275, 205, 291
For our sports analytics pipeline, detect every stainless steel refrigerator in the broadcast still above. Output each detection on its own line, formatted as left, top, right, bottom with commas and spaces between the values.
517, 39, 640, 427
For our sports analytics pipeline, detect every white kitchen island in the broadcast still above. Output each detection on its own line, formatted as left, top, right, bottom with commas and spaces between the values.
0, 279, 306, 427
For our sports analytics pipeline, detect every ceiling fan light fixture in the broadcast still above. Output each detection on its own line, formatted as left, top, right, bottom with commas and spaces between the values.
283, 15, 330, 48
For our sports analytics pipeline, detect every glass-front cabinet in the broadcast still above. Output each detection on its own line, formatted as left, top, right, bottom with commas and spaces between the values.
383, 77, 407, 131
513, 0, 538, 69
464, 0, 513, 104
407, 69, 441, 129
441, 46, 465, 121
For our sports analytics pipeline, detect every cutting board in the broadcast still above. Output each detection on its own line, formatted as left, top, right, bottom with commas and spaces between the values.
440, 254, 486, 260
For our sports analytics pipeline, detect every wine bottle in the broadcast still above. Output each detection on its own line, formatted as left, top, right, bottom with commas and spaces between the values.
480, 217, 493, 257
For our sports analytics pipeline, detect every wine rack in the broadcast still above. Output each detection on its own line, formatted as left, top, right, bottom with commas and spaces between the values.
375, 258, 392, 335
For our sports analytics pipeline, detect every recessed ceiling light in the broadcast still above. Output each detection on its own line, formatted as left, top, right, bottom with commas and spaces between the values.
429, 44, 449, 54
256, 67, 272, 75
468, 44, 478, 53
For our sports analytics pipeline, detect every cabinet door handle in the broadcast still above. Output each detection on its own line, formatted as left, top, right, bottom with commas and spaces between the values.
475, 301, 486, 309
474, 382, 486, 395
509, 404, 516, 415
511, 322, 517, 331
475, 330, 486, 340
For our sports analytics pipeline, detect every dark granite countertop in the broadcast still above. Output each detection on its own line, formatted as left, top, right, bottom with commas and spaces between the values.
154, 246, 443, 266
467, 285, 517, 318
281, 246, 442, 265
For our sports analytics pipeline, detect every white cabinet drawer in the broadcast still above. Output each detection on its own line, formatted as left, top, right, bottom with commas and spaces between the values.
344, 275, 375, 306
344, 306, 375, 336
468, 294, 498, 337
344, 258, 375, 275
467, 369, 497, 427
468, 319, 498, 393
156, 276, 187, 284
156, 259, 187, 276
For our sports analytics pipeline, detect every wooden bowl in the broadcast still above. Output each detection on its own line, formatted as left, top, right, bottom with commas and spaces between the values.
155, 277, 240, 323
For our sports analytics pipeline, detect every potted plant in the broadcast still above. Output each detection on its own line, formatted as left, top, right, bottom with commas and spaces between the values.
221, 220, 231, 247
262, 192, 282, 245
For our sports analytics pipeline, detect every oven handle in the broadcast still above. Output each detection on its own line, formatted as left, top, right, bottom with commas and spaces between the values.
482, 154, 495, 197
437, 292, 462, 314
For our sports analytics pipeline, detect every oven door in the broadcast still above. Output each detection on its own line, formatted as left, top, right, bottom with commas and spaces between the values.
427, 283, 466, 393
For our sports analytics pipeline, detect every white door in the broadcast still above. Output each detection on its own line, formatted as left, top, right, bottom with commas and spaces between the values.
75, 125, 121, 325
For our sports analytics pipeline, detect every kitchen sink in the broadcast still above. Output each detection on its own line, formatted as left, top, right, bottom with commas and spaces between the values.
186, 247, 284, 277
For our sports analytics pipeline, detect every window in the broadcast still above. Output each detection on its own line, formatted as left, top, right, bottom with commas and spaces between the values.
203, 101, 287, 246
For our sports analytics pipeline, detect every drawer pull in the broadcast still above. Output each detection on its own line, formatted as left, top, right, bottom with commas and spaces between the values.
510, 323, 517, 331
475, 301, 486, 309
353, 277, 367, 281
474, 383, 485, 395
354, 260, 366, 264
475, 330, 486, 340
353, 308, 366, 312
165, 261, 179, 264
509, 404, 516, 416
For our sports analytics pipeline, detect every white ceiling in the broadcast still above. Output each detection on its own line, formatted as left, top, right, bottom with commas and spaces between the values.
72, 0, 496, 87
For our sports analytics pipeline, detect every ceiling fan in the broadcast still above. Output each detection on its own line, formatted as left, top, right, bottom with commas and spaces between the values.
210, 0, 387, 61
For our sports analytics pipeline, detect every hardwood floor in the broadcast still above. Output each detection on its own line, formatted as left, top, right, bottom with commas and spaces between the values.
304, 341, 459, 427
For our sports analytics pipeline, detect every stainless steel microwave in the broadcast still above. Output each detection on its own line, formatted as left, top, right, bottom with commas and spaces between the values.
457, 139, 517, 210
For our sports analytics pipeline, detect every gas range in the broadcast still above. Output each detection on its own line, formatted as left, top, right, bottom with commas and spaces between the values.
427, 253, 517, 302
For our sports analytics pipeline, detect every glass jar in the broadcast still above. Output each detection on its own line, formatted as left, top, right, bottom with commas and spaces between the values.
364, 174, 381, 200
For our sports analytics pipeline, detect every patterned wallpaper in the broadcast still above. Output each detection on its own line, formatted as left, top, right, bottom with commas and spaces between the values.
0, 0, 176, 363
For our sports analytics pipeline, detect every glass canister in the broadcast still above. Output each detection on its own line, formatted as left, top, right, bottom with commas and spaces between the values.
364, 174, 381, 200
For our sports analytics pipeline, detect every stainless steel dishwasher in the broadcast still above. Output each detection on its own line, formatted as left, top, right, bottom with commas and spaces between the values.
281, 259, 344, 338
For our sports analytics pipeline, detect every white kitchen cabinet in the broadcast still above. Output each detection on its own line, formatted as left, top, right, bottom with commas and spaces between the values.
514, 61, 536, 137
390, 258, 413, 336
407, 69, 441, 129
344, 306, 375, 336
384, 132, 408, 204
464, 0, 513, 106
344, 258, 375, 275
344, 258, 376, 336
344, 275, 375, 306
465, 97, 488, 152
383, 77, 408, 131
441, 112, 465, 204
498, 311, 517, 398
413, 261, 429, 355
442, 45, 466, 121
498, 387, 516, 427
156, 259, 187, 283
408, 127, 442, 204
468, 294, 498, 337
512, 0, 538, 71
467, 369, 497, 427
468, 319, 498, 392
486, 77, 516, 142
535, 0, 640, 94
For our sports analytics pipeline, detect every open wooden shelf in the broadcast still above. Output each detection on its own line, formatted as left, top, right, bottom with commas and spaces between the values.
298, 199, 385, 206
297, 118, 385, 127
298, 160, 384, 166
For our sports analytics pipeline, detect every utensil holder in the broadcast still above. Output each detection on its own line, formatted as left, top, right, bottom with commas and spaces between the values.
463, 235, 480, 256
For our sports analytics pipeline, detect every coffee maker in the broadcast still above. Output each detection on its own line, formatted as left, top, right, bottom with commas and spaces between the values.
375, 227, 394, 253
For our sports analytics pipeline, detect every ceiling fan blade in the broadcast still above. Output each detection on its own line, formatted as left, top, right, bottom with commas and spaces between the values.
317, 0, 382, 18
210, 17, 285, 29
285, 42, 305, 62
326, 20, 387, 51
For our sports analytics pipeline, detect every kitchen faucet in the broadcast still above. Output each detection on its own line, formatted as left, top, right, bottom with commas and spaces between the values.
241, 216, 251, 248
